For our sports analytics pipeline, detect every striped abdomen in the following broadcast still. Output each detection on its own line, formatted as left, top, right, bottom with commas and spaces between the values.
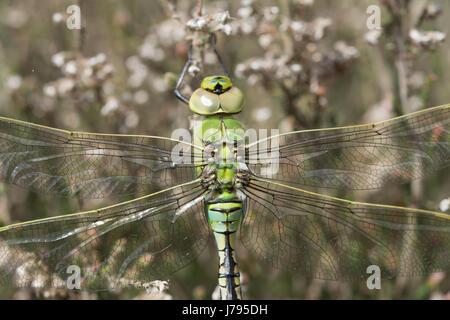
207, 190, 243, 300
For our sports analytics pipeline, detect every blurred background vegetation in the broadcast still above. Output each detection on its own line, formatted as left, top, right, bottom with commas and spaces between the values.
0, 0, 449, 299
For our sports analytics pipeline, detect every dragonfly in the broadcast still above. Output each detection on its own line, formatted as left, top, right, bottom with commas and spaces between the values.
0, 47, 450, 300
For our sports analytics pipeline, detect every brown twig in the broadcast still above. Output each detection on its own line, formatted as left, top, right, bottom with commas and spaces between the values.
76, 0, 86, 54
196, 0, 203, 17
391, 0, 410, 115
384, 1, 425, 292
280, 84, 309, 129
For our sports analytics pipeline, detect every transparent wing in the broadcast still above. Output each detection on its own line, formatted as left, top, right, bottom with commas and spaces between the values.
0, 116, 203, 198
240, 177, 450, 280
0, 180, 211, 290
247, 104, 450, 190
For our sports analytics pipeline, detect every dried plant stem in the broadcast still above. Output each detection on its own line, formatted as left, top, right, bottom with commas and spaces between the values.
278, 0, 309, 129
387, 0, 423, 292
76, 0, 86, 54
280, 84, 309, 129
196, 0, 203, 17
279, 0, 294, 58
392, 0, 409, 115
390, 1, 424, 202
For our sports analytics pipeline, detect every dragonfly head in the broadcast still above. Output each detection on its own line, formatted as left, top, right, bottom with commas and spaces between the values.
201, 75, 232, 94
189, 75, 245, 115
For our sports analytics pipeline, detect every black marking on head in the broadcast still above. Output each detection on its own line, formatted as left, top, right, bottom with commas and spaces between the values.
206, 82, 231, 95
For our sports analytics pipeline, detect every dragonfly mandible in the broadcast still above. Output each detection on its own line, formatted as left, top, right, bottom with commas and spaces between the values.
0, 49, 449, 300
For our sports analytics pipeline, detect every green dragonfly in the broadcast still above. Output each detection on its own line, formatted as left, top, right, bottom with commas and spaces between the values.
0, 52, 449, 299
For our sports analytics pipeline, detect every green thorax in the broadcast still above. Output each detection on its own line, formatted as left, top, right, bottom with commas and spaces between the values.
193, 115, 245, 170
193, 115, 245, 144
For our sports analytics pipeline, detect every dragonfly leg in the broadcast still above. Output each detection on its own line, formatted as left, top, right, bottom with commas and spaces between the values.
174, 43, 193, 105
175, 34, 231, 105
211, 33, 231, 79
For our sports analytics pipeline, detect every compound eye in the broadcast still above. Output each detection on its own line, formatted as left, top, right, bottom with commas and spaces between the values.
219, 87, 245, 114
189, 88, 220, 115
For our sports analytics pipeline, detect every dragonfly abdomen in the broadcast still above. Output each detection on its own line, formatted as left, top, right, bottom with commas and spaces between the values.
207, 190, 243, 300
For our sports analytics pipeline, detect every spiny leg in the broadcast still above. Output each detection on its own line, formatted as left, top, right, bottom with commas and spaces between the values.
174, 33, 231, 105
174, 43, 193, 104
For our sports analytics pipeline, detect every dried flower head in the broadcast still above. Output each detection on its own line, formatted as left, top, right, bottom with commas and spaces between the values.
409, 29, 446, 50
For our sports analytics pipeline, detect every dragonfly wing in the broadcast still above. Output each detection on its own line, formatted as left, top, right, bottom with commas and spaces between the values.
239, 177, 450, 279
0, 116, 202, 198
247, 104, 450, 190
0, 180, 211, 289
